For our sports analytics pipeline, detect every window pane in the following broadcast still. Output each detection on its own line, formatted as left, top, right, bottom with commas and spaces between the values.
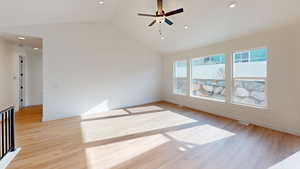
232, 79, 266, 107
174, 78, 188, 95
175, 61, 187, 78
233, 49, 267, 78
191, 55, 225, 100
174, 60, 187, 95
234, 52, 249, 63
250, 48, 267, 62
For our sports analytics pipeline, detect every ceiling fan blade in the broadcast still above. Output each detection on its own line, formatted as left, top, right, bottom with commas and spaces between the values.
148, 20, 156, 27
138, 13, 156, 17
165, 18, 174, 25
165, 8, 184, 16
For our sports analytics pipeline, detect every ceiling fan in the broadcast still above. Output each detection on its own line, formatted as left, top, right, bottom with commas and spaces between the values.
138, 0, 184, 27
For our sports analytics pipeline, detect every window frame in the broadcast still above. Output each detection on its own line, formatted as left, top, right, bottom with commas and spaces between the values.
173, 60, 188, 96
231, 47, 268, 109
189, 53, 226, 102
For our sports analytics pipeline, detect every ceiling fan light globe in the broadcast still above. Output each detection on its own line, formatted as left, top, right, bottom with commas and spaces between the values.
156, 16, 166, 23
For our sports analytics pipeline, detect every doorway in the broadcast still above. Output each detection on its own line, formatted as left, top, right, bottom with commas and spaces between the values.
0, 33, 43, 117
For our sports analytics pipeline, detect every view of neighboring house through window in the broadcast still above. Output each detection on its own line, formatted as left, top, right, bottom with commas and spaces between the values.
191, 54, 225, 101
232, 48, 268, 108
173, 60, 188, 95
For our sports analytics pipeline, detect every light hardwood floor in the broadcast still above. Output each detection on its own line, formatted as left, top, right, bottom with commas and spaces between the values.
7, 102, 300, 169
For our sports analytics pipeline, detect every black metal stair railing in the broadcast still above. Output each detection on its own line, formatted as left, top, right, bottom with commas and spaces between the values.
0, 106, 15, 160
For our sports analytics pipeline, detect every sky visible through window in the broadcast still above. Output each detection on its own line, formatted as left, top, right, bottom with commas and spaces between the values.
235, 48, 267, 63
192, 55, 225, 66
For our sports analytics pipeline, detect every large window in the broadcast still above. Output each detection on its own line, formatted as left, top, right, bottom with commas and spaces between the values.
173, 60, 188, 95
191, 54, 225, 101
232, 48, 268, 108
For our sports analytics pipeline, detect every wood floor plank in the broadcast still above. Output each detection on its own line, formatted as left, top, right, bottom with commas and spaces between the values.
7, 102, 300, 169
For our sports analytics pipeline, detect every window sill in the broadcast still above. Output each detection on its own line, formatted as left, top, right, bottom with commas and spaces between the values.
190, 95, 225, 103
173, 93, 187, 96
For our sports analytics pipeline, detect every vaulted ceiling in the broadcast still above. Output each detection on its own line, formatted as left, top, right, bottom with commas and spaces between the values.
0, 0, 118, 26
1, 0, 300, 54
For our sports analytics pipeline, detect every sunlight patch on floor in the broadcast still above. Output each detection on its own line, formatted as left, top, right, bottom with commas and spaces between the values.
80, 110, 197, 143
85, 134, 169, 169
166, 125, 235, 145
268, 151, 300, 169
126, 105, 164, 114
81, 109, 129, 120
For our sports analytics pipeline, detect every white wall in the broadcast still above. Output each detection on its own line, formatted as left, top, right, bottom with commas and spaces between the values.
163, 22, 300, 136
24, 48, 43, 106
0, 38, 19, 111
0, 22, 163, 121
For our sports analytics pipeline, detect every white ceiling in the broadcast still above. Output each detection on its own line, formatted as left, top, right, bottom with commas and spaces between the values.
0, 33, 43, 49
113, 0, 300, 53
0, 0, 118, 26
1, 0, 300, 53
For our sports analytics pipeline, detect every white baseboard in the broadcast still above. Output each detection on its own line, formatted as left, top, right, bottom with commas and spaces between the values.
239, 120, 250, 126
163, 99, 300, 136
0, 148, 21, 169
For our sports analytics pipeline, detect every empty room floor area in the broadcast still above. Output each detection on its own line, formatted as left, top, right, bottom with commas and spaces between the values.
8, 102, 300, 169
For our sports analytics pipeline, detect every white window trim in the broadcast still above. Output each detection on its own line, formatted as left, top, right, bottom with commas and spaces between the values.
189, 54, 226, 102
173, 60, 188, 96
231, 47, 269, 109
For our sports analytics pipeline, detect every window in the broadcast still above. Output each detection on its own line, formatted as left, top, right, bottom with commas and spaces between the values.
232, 48, 268, 108
234, 48, 267, 63
173, 60, 188, 95
191, 54, 225, 101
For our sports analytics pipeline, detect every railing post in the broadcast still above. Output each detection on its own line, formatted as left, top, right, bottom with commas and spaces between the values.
10, 108, 15, 152
0, 106, 16, 159
2, 112, 4, 156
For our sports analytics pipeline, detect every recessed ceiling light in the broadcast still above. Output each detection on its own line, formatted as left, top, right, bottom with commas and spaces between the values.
17, 37, 25, 40
184, 25, 189, 29
98, 1, 104, 5
161, 36, 165, 40
33, 48, 39, 50
229, 2, 237, 8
